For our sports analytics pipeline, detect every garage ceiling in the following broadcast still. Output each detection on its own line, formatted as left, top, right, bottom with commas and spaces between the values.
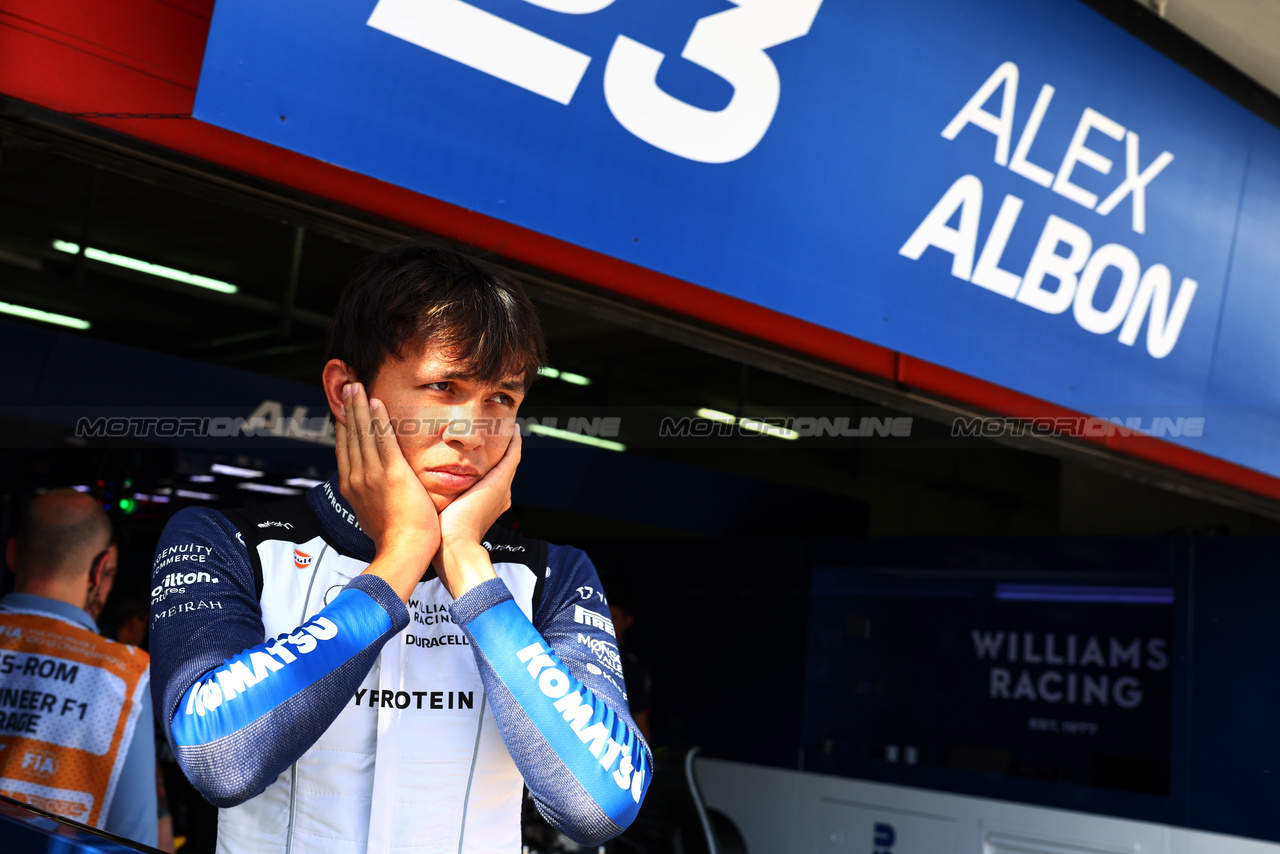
1135, 0, 1280, 99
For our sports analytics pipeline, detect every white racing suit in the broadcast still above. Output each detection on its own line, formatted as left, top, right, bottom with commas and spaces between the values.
149, 477, 649, 854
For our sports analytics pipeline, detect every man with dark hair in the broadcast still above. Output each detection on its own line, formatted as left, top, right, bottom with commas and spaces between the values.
1, 489, 156, 846
149, 243, 650, 853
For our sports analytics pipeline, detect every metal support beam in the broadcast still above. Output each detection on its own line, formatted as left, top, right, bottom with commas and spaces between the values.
279, 226, 305, 339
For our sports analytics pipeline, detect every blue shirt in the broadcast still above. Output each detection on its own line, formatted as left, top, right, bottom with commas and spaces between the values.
0, 592, 158, 848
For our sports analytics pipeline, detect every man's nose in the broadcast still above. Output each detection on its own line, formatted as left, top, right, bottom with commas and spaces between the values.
440, 401, 485, 450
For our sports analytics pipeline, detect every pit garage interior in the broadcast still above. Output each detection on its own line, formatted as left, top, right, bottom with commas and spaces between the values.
5, 0, 1280, 851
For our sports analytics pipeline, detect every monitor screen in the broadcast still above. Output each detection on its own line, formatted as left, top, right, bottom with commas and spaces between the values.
803, 568, 1173, 796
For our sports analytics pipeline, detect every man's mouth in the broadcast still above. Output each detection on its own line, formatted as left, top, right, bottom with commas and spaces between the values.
423, 465, 480, 490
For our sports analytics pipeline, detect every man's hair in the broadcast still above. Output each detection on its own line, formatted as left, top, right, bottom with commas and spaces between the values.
13, 489, 112, 581
325, 241, 547, 389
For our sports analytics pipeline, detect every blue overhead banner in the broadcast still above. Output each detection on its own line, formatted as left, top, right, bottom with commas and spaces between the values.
194, 0, 1280, 477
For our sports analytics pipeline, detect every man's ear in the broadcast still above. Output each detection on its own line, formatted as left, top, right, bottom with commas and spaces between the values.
88, 549, 107, 590
4, 537, 16, 573
322, 359, 356, 425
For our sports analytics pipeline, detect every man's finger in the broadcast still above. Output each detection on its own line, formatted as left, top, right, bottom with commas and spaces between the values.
369, 398, 402, 467
350, 383, 379, 464
335, 413, 350, 481
490, 422, 522, 480
342, 383, 363, 480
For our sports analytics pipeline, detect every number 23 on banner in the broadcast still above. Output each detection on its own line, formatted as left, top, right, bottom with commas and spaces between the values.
366, 0, 824, 163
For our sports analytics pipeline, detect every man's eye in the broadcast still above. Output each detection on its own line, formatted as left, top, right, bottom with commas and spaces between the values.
425, 382, 450, 391
490, 393, 515, 406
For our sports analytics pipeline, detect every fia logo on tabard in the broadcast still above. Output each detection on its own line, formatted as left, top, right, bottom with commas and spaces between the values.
22, 750, 59, 780
294, 548, 313, 570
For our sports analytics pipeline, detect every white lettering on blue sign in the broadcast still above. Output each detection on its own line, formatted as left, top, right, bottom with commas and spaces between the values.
366, 0, 823, 163
902, 61, 1195, 359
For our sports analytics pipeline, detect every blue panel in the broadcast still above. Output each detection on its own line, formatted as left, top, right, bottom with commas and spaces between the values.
194, 0, 1280, 475
1202, 125, 1280, 476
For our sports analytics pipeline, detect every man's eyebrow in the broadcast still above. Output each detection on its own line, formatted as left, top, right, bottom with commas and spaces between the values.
495, 378, 525, 393
424, 370, 525, 393
430, 370, 474, 382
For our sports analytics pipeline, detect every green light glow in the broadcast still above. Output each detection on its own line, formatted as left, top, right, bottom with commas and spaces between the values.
696, 408, 736, 424
53, 240, 238, 294
538, 366, 592, 386
526, 423, 625, 452
0, 300, 91, 330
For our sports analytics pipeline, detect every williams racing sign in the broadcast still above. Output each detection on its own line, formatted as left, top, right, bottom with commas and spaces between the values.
803, 568, 1175, 797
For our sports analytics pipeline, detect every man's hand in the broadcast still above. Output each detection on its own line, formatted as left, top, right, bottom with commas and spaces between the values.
436, 426, 522, 599
336, 382, 439, 602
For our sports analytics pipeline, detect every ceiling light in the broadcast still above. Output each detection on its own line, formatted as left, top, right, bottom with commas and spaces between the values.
285, 477, 324, 488
175, 489, 217, 500
538, 366, 592, 386
0, 300, 91, 330
696, 408, 736, 424
53, 240, 238, 294
739, 418, 799, 440
695, 407, 799, 440
558, 371, 590, 386
526, 423, 625, 452
211, 463, 263, 478
237, 483, 303, 495
189, 474, 216, 483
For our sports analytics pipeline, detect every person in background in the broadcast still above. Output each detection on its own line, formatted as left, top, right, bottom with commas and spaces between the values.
604, 576, 653, 744
0, 489, 157, 847
98, 582, 177, 853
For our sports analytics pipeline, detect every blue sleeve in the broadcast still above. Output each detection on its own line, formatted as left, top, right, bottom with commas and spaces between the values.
149, 507, 409, 807
450, 546, 651, 846
103, 689, 157, 847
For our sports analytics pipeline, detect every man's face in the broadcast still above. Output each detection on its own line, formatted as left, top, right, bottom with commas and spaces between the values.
365, 342, 526, 513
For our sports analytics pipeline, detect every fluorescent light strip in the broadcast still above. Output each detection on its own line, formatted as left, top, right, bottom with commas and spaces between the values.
238, 483, 303, 496
188, 475, 216, 483
739, 418, 799, 440
696, 408, 736, 424
211, 463, 264, 478
175, 489, 217, 501
537, 366, 592, 387
285, 477, 324, 488
0, 300, 91, 330
526, 423, 625, 452
53, 240, 238, 294
134, 492, 171, 504
696, 407, 799, 439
